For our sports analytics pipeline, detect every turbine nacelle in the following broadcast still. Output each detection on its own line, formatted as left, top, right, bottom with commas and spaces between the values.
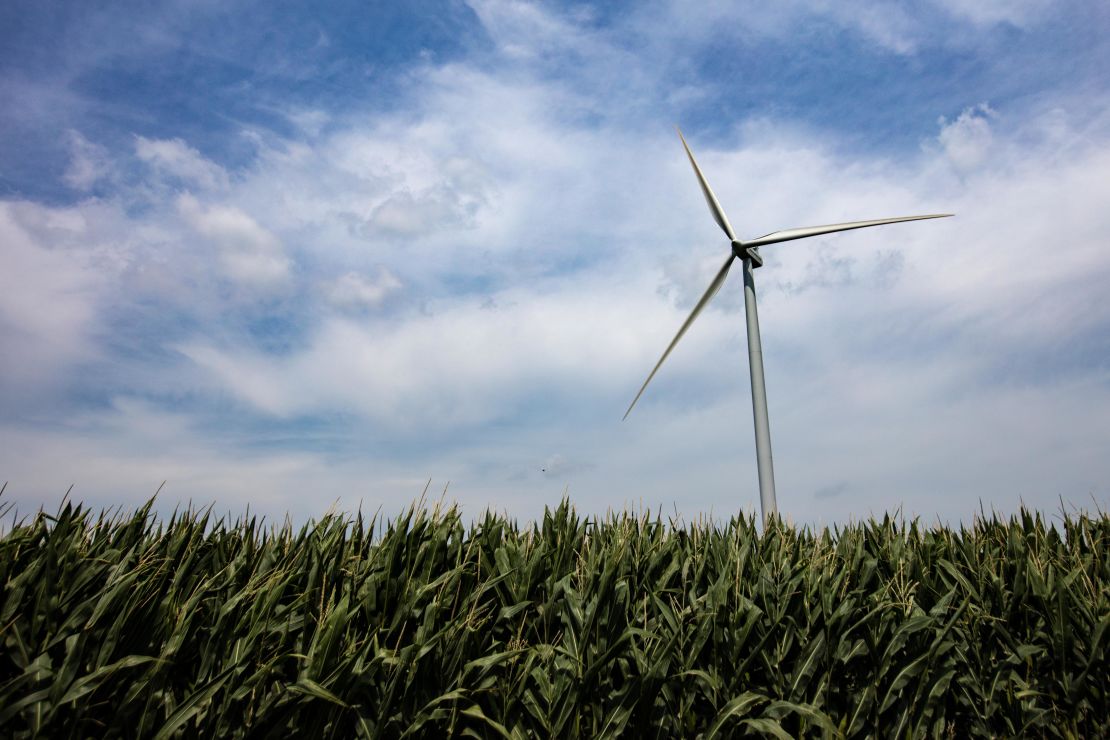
731, 241, 763, 267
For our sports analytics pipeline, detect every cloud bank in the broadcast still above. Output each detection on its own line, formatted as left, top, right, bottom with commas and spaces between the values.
1, 0, 1108, 525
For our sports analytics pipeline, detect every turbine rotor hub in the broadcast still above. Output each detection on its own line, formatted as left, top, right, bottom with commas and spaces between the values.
732, 241, 764, 268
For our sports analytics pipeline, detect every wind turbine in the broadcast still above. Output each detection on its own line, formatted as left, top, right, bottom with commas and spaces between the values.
624, 128, 951, 525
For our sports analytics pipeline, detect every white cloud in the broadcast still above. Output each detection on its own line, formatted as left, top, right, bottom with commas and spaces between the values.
162, 97, 1110, 440
466, 0, 573, 61
0, 203, 104, 400
936, 104, 996, 170
0, 400, 423, 523
540, 453, 593, 479
934, 0, 1051, 27
326, 268, 402, 310
179, 274, 667, 427
7, 86, 1110, 523
2, 0, 1108, 526
286, 108, 330, 137
639, 0, 923, 55
176, 193, 290, 287
828, 2, 918, 55
366, 187, 477, 237
135, 136, 230, 190
164, 92, 1110, 525
63, 130, 112, 190
634, 0, 1061, 59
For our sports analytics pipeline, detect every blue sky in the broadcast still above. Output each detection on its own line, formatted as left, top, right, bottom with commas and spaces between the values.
2, 0, 1109, 525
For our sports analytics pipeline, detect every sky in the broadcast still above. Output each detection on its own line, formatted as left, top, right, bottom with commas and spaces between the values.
2, 0, 1109, 527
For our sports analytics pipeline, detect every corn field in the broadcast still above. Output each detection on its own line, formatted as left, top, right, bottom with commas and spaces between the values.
1, 497, 1107, 738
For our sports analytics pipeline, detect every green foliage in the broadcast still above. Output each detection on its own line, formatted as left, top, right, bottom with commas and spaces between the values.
1, 498, 1107, 737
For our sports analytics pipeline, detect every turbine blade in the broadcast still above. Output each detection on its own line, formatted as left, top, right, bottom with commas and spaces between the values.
743, 214, 953, 249
677, 127, 737, 242
624, 254, 735, 420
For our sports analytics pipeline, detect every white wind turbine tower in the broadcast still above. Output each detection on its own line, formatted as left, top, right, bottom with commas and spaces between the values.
624, 128, 951, 526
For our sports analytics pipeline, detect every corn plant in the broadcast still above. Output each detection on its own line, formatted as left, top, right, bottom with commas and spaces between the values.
1, 497, 1107, 737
